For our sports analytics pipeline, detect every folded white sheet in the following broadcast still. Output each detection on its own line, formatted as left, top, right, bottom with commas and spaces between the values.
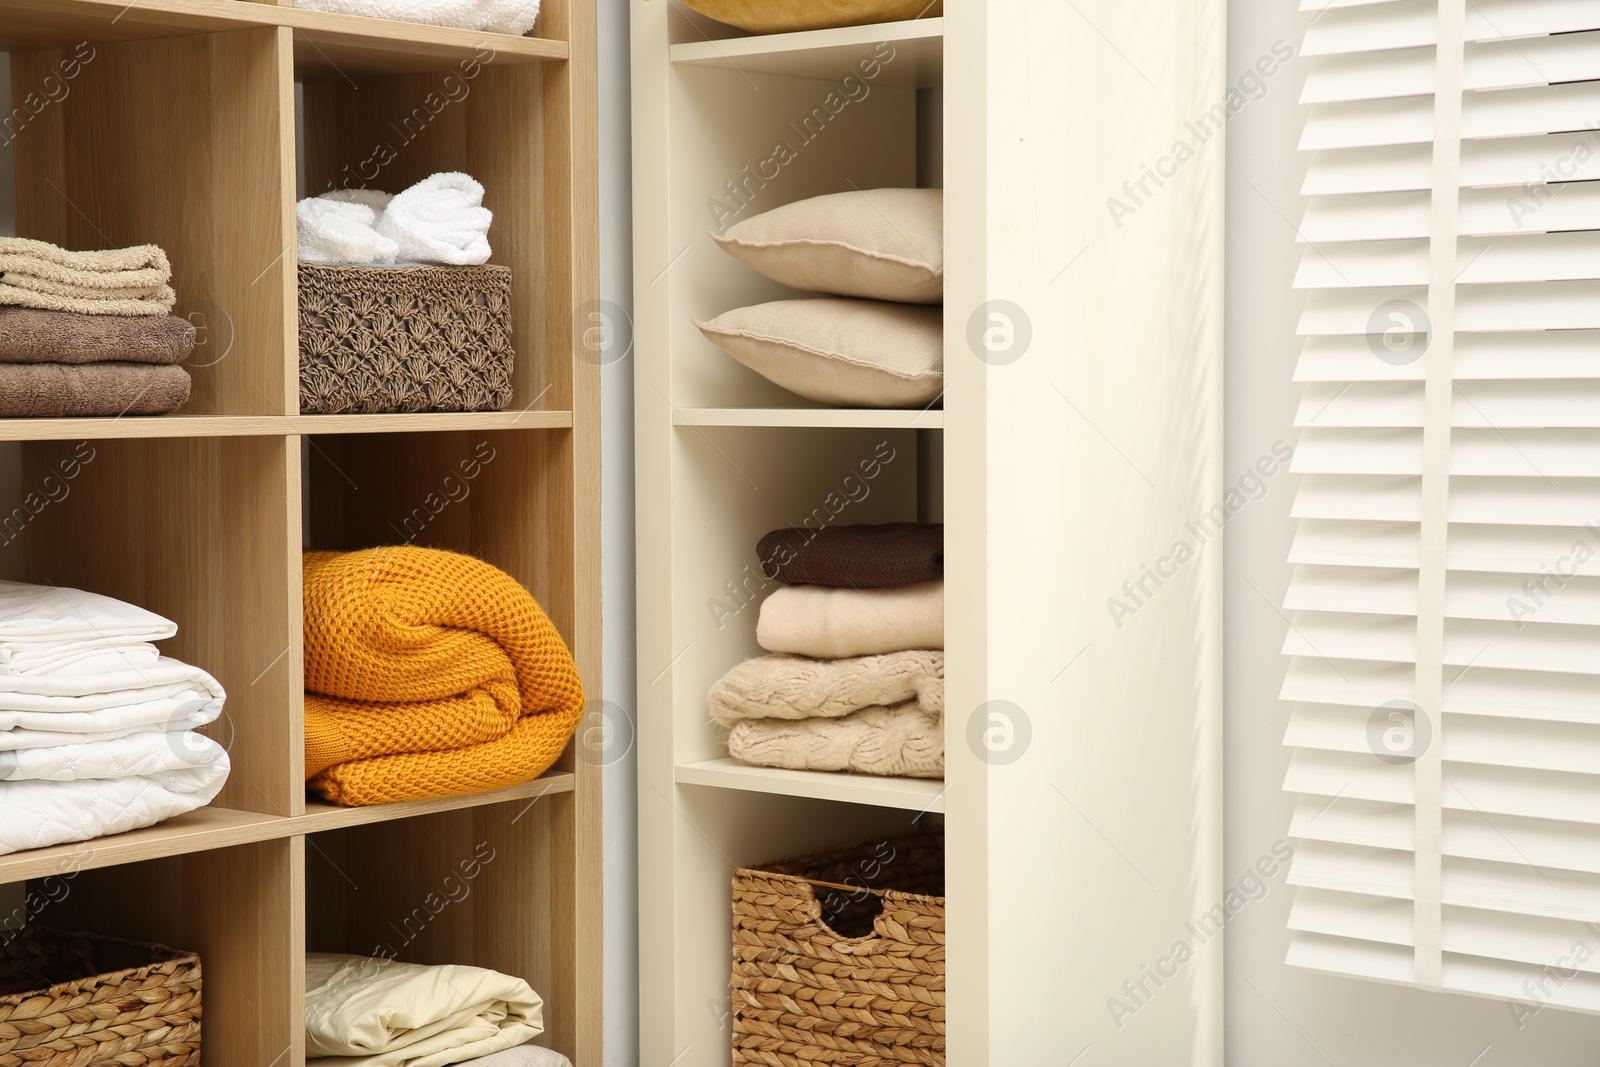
291, 0, 541, 37
0, 741, 229, 856
376, 173, 494, 266
307, 953, 544, 1067
451, 1043, 571, 1067
0, 658, 225, 750
0, 579, 175, 675
0, 729, 227, 781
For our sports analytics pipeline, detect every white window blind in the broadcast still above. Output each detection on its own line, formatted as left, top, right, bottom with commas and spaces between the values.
1281, 0, 1600, 1009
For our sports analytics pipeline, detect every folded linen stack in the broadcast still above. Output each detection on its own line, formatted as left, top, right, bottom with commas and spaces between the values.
0, 580, 229, 856
306, 953, 572, 1067
709, 523, 945, 778
302, 546, 585, 807
298, 174, 494, 266
697, 189, 944, 408
0, 239, 193, 417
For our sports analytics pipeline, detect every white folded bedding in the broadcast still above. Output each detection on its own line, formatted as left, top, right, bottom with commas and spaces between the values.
0, 656, 224, 707
307, 953, 545, 1067
0, 736, 229, 856
0, 638, 161, 676
0, 578, 176, 643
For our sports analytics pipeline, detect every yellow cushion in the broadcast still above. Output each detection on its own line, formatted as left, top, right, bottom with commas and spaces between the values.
679, 0, 942, 34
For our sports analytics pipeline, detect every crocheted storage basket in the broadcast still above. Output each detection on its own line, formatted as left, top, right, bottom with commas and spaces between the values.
731, 831, 944, 1066
0, 926, 201, 1066
298, 263, 514, 415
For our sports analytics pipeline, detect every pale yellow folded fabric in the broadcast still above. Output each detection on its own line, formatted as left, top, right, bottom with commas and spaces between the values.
0, 237, 175, 316
305, 953, 544, 1067
755, 581, 943, 659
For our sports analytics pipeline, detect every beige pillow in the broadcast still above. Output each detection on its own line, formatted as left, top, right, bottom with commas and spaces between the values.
679, 0, 942, 34
714, 189, 942, 304
696, 298, 942, 408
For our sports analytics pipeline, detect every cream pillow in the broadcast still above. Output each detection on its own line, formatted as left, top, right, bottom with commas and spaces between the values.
679, 0, 942, 34
714, 189, 942, 304
696, 298, 942, 408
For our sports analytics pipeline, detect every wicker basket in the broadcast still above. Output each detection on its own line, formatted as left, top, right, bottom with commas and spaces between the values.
731, 831, 944, 1066
298, 262, 515, 415
0, 926, 201, 1066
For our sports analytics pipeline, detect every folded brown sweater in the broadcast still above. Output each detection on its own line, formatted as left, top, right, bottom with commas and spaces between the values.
757, 523, 944, 588
0, 363, 191, 417
0, 307, 194, 365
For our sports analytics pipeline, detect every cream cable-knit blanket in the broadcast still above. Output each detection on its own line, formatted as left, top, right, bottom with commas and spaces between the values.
709, 651, 944, 778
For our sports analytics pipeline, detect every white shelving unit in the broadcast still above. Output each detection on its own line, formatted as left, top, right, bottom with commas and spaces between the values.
632, 2, 1225, 1062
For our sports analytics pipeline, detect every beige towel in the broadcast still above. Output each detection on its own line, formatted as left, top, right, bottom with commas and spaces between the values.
0, 362, 190, 417
708, 650, 942, 726
728, 702, 944, 778
756, 580, 943, 658
306, 953, 544, 1067
0, 237, 174, 316
0, 307, 194, 364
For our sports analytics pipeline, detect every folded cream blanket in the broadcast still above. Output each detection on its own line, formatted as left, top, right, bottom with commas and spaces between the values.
756, 580, 943, 658
708, 650, 942, 726
0, 578, 177, 644
0, 238, 175, 316
728, 703, 943, 779
306, 953, 544, 1067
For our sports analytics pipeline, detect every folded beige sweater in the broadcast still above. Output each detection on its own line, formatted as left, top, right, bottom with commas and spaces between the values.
756, 580, 943, 658
708, 650, 943, 726
728, 703, 944, 778
0, 237, 174, 316
305, 953, 544, 1067
0, 362, 190, 417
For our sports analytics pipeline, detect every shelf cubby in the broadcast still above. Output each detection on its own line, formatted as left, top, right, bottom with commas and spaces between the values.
306, 792, 589, 1062
669, 16, 943, 88
27, 836, 303, 1067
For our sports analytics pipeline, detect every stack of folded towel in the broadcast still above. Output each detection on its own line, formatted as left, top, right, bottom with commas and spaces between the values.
298, 173, 494, 266
709, 523, 945, 779
0, 239, 193, 417
0, 580, 229, 856
302, 546, 585, 807
306, 953, 571, 1067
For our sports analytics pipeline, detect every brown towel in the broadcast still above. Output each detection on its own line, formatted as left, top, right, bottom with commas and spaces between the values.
0, 307, 194, 365
0, 363, 191, 417
757, 523, 944, 588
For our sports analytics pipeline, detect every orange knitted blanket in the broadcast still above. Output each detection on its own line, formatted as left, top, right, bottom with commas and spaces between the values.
302, 547, 584, 806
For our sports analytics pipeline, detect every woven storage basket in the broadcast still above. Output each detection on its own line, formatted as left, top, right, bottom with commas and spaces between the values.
0, 926, 201, 1066
298, 262, 515, 415
732, 831, 944, 1066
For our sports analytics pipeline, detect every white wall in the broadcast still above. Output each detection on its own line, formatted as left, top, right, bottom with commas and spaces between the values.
1224, 5, 1600, 1064
597, 1, 639, 1064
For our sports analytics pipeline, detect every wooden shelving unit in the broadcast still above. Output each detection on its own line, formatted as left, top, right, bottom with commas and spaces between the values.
0, 1, 601, 1064
633, 2, 1224, 1063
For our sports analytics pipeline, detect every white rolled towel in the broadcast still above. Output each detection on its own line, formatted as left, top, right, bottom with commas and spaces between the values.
297, 196, 400, 265
291, 0, 541, 37
377, 172, 494, 266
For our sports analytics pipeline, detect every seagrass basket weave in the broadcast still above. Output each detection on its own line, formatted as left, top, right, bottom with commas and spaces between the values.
732, 831, 945, 1066
298, 263, 515, 415
0, 926, 201, 1066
